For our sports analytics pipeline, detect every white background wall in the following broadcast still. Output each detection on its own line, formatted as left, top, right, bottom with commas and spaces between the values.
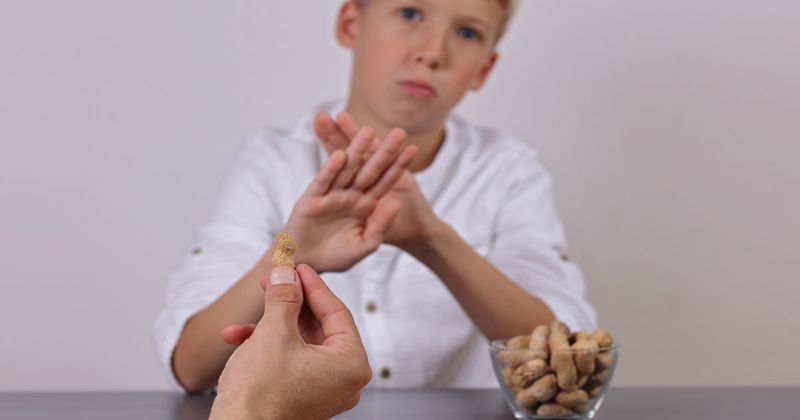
1, 0, 798, 391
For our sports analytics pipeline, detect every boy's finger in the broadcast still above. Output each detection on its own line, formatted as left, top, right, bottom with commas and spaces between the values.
363, 197, 401, 246
315, 112, 350, 153
349, 128, 406, 192
335, 112, 359, 138
305, 150, 347, 196
295, 264, 363, 346
220, 324, 257, 345
336, 112, 380, 154
330, 127, 374, 190
366, 145, 417, 199
313, 112, 335, 154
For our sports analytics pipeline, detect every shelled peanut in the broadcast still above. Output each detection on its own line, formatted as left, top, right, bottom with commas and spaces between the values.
497, 321, 616, 417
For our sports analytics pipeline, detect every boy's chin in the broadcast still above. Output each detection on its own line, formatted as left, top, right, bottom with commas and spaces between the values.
385, 100, 447, 131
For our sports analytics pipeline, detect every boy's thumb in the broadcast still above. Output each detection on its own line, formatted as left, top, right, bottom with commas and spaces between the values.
260, 266, 303, 335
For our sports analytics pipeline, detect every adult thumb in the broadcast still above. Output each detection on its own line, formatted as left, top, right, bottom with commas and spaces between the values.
259, 266, 303, 337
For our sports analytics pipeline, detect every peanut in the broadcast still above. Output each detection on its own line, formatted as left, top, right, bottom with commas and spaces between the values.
515, 373, 557, 408
591, 369, 608, 386
536, 403, 573, 417
271, 232, 297, 268
510, 359, 549, 389
587, 385, 603, 399
590, 329, 614, 348
549, 321, 579, 391
502, 367, 516, 391
555, 389, 589, 410
498, 349, 547, 369
572, 339, 599, 376
532, 373, 558, 402
515, 386, 538, 408
571, 330, 590, 345
507, 335, 530, 349
596, 351, 615, 370
528, 324, 550, 354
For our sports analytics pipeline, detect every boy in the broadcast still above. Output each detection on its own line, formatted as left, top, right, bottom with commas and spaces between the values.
154, 0, 596, 393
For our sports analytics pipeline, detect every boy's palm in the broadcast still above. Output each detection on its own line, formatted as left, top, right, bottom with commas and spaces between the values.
382, 173, 438, 246
288, 186, 398, 272
314, 112, 441, 248
284, 126, 417, 272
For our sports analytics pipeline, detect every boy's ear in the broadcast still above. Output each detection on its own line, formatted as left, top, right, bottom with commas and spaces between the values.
470, 51, 499, 91
336, 1, 361, 49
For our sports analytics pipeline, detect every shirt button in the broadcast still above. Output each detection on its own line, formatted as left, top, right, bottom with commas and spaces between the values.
379, 367, 391, 379
366, 301, 377, 313
191, 247, 203, 255
560, 253, 569, 262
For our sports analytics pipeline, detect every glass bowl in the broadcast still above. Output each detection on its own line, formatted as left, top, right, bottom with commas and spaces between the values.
489, 339, 620, 419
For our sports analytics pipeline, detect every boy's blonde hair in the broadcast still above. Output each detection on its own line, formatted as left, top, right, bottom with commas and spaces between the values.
495, 0, 519, 43
353, 0, 519, 44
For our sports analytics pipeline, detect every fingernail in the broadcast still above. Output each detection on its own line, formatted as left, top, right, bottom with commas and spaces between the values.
270, 266, 296, 284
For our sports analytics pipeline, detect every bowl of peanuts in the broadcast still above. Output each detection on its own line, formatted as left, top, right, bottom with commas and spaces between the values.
489, 321, 619, 419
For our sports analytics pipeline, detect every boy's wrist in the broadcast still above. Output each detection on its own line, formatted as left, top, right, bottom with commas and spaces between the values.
402, 220, 455, 259
291, 248, 318, 271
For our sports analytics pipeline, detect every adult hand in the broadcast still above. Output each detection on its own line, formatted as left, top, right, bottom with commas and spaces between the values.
210, 264, 372, 420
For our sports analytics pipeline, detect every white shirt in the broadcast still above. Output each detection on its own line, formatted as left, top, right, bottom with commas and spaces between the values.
153, 100, 597, 391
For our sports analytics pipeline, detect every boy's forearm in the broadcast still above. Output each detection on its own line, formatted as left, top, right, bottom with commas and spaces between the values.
172, 248, 276, 393
405, 223, 555, 341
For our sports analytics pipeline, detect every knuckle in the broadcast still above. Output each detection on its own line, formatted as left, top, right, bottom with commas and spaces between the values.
344, 392, 361, 411
344, 353, 372, 389
355, 364, 373, 388
266, 284, 301, 305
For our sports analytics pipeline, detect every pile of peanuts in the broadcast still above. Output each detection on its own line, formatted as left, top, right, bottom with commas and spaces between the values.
497, 321, 615, 417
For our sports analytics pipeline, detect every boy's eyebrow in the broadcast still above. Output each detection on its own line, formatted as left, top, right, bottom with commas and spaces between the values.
458, 16, 492, 31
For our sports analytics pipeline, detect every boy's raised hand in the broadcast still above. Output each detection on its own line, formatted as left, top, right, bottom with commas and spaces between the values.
316, 112, 380, 155
314, 112, 443, 249
284, 125, 418, 272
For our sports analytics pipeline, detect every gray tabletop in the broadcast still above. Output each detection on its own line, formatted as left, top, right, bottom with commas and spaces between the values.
0, 387, 796, 419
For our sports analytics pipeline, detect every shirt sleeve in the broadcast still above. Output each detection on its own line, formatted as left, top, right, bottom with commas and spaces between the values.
487, 148, 598, 333
152, 131, 282, 391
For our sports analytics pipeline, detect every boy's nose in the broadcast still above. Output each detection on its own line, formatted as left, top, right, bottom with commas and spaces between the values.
415, 52, 441, 69
414, 32, 447, 70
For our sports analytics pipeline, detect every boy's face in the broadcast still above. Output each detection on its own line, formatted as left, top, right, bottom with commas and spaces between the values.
338, 0, 504, 133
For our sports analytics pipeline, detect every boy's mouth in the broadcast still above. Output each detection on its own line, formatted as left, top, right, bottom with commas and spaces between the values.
398, 80, 437, 99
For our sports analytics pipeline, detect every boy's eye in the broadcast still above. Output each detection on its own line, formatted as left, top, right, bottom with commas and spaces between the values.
399, 7, 421, 22
457, 26, 482, 41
